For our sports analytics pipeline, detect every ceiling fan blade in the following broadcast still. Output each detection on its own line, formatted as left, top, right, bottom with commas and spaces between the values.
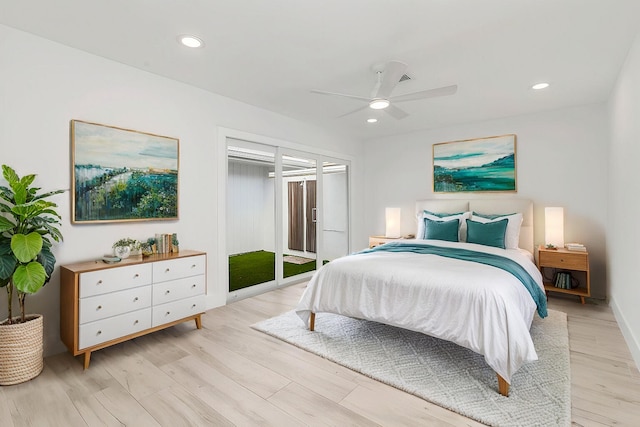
310, 89, 370, 102
374, 60, 408, 99
337, 105, 369, 118
384, 104, 409, 120
391, 84, 458, 103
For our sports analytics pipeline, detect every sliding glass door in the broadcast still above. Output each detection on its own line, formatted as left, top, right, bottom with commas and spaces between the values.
227, 141, 276, 293
226, 138, 350, 300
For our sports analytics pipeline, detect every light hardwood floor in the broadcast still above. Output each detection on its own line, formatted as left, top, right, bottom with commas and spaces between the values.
2, 283, 639, 426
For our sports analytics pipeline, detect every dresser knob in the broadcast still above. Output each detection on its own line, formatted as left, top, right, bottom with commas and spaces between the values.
165, 268, 170, 273
97, 305, 102, 310
191, 264, 196, 268
134, 297, 139, 302
97, 330, 102, 335
191, 304, 196, 308
165, 290, 170, 295
191, 284, 196, 288
97, 280, 103, 285
134, 274, 140, 278
166, 311, 171, 315
134, 320, 139, 325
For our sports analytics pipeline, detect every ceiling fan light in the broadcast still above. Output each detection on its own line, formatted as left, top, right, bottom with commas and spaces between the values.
369, 99, 390, 110
367, 118, 378, 123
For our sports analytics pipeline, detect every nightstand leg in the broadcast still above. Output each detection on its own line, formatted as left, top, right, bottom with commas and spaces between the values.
580, 296, 585, 305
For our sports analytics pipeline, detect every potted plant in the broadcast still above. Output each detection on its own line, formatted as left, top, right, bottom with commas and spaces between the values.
0, 165, 64, 385
112, 237, 141, 258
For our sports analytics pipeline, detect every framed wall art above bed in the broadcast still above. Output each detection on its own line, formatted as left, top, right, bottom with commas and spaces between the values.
433, 134, 516, 193
71, 120, 179, 223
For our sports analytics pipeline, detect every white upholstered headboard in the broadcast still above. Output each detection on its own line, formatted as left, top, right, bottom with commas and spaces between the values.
415, 198, 534, 253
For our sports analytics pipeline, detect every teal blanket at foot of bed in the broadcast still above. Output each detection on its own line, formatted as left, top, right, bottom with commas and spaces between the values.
360, 242, 548, 318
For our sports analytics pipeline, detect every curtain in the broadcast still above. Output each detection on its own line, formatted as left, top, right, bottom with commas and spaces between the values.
306, 180, 317, 253
288, 182, 304, 251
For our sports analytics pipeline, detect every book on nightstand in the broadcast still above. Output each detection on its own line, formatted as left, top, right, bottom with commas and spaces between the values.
565, 243, 587, 252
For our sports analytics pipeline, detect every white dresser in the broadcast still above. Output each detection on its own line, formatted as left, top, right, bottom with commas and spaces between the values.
60, 250, 206, 368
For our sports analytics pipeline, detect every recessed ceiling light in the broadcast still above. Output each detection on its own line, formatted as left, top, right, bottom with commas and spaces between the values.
369, 99, 390, 110
367, 118, 378, 123
532, 82, 549, 90
178, 35, 204, 48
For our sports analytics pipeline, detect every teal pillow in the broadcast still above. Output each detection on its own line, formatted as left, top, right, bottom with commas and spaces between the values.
472, 211, 516, 220
424, 210, 464, 218
466, 218, 508, 249
424, 217, 459, 242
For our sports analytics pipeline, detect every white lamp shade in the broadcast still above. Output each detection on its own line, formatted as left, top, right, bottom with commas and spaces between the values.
545, 207, 564, 248
385, 207, 401, 238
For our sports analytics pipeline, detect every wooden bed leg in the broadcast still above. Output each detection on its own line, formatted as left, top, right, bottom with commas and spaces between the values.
497, 374, 509, 396
309, 312, 315, 331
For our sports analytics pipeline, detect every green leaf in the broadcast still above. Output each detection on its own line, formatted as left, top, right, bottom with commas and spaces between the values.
2, 165, 19, 185
10, 233, 43, 263
0, 215, 15, 233
13, 262, 46, 294
37, 246, 56, 284
0, 252, 17, 280
20, 174, 36, 190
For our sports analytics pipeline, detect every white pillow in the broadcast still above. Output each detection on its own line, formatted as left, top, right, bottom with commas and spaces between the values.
417, 211, 471, 242
470, 212, 523, 249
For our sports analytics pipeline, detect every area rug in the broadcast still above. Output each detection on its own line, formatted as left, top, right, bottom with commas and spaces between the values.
252, 309, 570, 426
283, 255, 314, 265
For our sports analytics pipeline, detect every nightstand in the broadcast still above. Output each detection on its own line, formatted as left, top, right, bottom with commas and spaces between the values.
537, 245, 590, 304
368, 236, 404, 248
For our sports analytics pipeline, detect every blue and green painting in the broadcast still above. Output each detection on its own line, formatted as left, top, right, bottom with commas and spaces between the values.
72, 121, 179, 222
433, 135, 516, 192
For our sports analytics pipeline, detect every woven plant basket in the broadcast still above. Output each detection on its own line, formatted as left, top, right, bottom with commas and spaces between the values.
0, 314, 44, 385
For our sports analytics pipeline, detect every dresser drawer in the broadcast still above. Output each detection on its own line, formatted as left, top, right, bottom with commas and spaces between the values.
79, 285, 152, 324
539, 251, 588, 270
152, 295, 205, 327
152, 275, 205, 305
79, 308, 152, 349
80, 264, 152, 298
152, 255, 206, 283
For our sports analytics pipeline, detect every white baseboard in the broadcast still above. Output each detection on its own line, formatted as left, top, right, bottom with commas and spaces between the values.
610, 297, 640, 371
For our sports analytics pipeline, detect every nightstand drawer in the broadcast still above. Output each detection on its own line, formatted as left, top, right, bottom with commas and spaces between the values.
539, 251, 588, 270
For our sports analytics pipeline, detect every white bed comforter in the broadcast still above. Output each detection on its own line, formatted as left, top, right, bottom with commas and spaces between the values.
295, 239, 545, 383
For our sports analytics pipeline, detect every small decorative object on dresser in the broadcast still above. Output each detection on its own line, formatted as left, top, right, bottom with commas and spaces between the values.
112, 237, 141, 259
537, 245, 590, 304
60, 250, 206, 368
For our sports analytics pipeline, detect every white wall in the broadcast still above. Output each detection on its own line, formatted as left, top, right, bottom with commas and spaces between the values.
0, 24, 362, 356
608, 32, 640, 367
362, 104, 609, 298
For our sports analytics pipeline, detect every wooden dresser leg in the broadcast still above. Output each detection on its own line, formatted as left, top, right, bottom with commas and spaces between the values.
83, 351, 91, 370
580, 296, 586, 305
195, 315, 202, 329
309, 312, 315, 331
497, 374, 509, 396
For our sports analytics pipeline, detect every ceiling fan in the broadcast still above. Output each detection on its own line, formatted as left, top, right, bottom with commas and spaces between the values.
311, 60, 457, 120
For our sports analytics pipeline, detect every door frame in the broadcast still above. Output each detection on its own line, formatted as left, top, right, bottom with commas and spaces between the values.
218, 128, 352, 304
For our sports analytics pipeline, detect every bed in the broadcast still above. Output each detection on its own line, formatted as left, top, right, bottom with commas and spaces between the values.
295, 198, 547, 396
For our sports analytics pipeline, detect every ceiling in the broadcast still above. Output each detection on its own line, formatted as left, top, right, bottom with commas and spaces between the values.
2, 0, 640, 141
